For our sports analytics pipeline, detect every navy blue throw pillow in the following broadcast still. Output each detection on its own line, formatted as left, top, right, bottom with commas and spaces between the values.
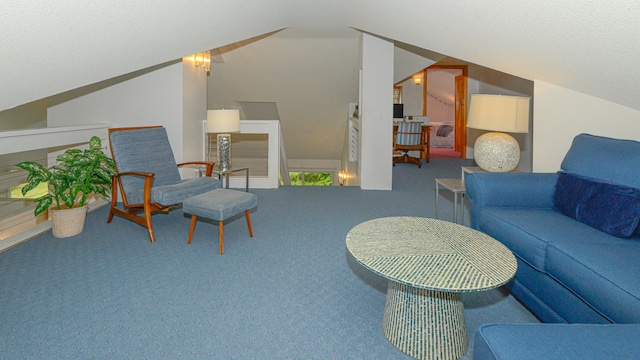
553, 172, 640, 238
553, 172, 595, 219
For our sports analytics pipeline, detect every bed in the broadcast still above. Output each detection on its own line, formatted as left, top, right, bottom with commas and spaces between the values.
430, 122, 455, 148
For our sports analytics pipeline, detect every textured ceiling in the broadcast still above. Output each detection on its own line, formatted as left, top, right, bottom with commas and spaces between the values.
1, 0, 639, 113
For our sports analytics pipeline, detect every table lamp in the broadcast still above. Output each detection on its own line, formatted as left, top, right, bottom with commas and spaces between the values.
467, 94, 530, 172
207, 109, 240, 171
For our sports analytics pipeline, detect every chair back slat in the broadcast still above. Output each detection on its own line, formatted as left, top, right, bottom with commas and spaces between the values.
110, 127, 182, 199
396, 122, 423, 145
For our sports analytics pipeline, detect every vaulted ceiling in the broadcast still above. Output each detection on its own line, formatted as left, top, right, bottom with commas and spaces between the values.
2, 1, 639, 114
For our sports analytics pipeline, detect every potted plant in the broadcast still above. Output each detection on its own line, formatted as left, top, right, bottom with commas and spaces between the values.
17, 136, 117, 238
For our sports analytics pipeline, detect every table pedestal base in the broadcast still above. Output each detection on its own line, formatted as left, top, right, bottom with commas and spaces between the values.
382, 281, 467, 360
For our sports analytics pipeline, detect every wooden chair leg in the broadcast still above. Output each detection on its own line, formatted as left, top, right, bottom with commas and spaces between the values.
245, 210, 254, 237
219, 221, 224, 255
143, 205, 155, 243
107, 176, 117, 224
188, 215, 197, 245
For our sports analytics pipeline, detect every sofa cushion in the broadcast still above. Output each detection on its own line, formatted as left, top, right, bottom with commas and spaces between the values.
546, 240, 640, 323
553, 172, 640, 237
473, 323, 640, 360
478, 208, 633, 272
561, 133, 640, 189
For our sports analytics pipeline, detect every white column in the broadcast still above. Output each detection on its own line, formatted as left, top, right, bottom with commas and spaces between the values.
359, 33, 394, 190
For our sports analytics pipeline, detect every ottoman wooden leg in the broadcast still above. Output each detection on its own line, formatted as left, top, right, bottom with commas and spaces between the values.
245, 210, 254, 237
219, 221, 224, 254
188, 215, 197, 244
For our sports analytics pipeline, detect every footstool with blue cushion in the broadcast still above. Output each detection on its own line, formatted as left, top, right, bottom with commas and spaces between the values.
183, 188, 257, 254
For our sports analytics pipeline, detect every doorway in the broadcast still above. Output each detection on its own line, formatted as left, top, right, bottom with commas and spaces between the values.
395, 65, 468, 158
425, 65, 467, 158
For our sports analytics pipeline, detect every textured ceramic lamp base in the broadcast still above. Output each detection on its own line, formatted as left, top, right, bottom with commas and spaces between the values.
382, 281, 467, 360
473, 132, 520, 172
217, 133, 232, 170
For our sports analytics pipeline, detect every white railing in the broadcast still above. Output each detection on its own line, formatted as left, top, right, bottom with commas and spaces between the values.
0, 124, 111, 155
0, 124, 111, 252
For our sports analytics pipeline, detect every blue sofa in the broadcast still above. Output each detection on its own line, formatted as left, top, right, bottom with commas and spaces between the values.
465, 134, 640, 359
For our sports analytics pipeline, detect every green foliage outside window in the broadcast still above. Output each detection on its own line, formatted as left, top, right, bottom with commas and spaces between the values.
288, 172, 333, 186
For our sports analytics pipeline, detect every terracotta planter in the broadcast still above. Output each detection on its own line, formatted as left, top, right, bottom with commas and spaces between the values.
50, 205, 88, 238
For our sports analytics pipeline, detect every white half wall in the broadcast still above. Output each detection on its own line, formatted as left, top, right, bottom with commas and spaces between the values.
47, 62, 189, 163
533, 80, 640, 172
359, 33, 394, 190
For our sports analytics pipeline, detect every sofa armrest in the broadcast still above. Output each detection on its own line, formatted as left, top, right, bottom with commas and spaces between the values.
466, 172, 558, 228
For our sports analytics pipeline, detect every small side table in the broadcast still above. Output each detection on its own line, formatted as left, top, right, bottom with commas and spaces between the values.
211, 165, 249, 192
435, 178, 466, 224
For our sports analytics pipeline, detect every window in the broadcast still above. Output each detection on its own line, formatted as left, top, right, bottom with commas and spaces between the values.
287, 172, 333, 186
393, 86, 403, 104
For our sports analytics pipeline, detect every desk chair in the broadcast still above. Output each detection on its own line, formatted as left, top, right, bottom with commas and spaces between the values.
393, 121, 425, 168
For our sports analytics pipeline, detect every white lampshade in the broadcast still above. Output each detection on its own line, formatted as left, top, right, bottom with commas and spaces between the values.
467, 94, 530, 133
207, 109, 240, 133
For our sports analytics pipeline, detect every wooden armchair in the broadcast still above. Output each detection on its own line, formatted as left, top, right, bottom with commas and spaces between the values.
107, 126, 221, 242
393, 121, 426, 168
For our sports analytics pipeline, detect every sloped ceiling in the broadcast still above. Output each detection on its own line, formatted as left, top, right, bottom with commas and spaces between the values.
2, 0, 639, 113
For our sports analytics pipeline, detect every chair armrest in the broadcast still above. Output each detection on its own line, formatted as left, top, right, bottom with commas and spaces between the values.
465, 172, 558, 229
466, 172, 557, 208
177, 161, 215, 176
116, 171, 155, 178
112, 171, 155, 207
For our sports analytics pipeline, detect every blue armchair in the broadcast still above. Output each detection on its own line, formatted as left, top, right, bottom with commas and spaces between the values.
107, 126, 221, 242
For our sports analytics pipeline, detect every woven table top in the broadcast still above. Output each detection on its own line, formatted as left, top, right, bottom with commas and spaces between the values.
346, 217, 517, 292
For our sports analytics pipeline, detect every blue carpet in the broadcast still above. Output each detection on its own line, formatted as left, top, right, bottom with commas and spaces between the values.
0, 159, 538, 359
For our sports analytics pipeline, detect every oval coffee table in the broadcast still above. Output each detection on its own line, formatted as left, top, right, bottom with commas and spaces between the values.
346, 217, 517, 360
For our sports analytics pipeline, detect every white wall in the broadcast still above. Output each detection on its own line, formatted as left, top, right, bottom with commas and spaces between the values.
393, 46, 437, 84
359, 33, 394, 190
533, 80, 640, 172
397, 77, 423, 117
47, 63, 188, 163
208, 31, 360, 161
181, 60, 209, 178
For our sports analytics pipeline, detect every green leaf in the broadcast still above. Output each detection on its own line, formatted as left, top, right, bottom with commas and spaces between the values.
74, 156, 92, 167
57, 151, 80, 163
60, 192, 76, 208
34, 195, 53, 216
17, 161, 47, 174
89, 136, 102, 150
94, 167, 113, 182
22, 178, 44, 196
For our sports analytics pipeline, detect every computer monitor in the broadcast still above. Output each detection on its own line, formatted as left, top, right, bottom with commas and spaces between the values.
393, 104, 404, 119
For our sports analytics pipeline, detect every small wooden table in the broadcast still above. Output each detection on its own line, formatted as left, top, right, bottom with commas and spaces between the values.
346, 217, 517, 360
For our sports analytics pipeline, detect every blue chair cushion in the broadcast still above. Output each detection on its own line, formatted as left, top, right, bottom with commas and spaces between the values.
183, 189, 257, 221
473, 323, 640, 360
126, 177, 221, 206
110, 127, 182, 199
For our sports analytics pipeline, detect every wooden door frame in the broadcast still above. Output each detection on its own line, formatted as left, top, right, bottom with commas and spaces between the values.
424, 65, 468, 158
